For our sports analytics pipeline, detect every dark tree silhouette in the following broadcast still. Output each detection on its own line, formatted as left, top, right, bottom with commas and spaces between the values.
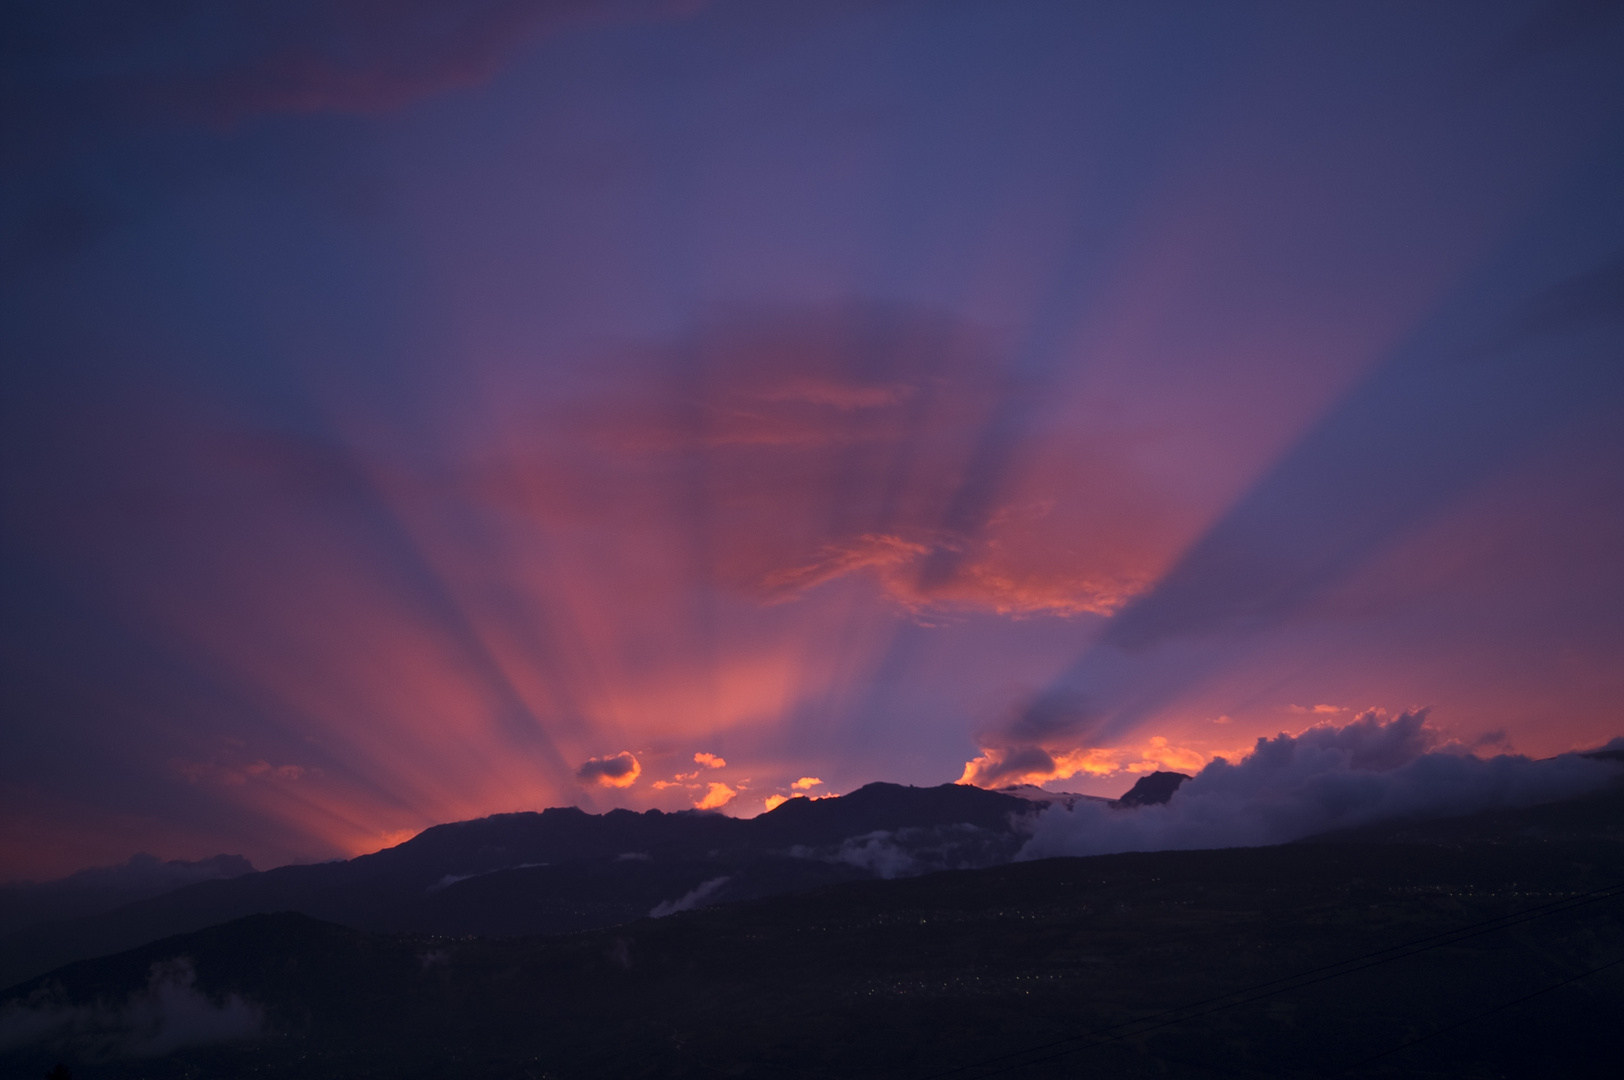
46, 1066, 73, 1080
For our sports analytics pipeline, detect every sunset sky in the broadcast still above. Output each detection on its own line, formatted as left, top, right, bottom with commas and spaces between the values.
4, 0, 1623, 880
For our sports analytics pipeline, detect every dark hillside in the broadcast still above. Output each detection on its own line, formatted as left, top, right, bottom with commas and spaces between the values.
4, 784, 1621, 1079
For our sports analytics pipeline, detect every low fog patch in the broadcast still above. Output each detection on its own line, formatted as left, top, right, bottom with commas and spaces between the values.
649, 876, 731, 918
427, 861, 548, 892
1021, 711, 1624, 859
793, 822, 1029, 879
0, 958, 261, 1060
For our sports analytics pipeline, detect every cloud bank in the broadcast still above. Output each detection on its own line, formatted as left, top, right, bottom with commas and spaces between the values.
1020, 711, 1623, 859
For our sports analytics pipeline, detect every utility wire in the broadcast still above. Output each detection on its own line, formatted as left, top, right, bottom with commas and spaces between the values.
920, 879, 1624, 1080
1337, 954, 1624, 1074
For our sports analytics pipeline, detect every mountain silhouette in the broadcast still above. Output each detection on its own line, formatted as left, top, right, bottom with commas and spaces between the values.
0, 854, 253, 939
0, 782, 1038, 988
1113, 770, 1191, 807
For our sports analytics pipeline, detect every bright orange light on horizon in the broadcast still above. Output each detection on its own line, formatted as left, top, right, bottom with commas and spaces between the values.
958, 736, 1230, 790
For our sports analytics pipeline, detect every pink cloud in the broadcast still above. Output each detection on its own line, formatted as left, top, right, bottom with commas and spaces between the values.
59, 0, 708, 124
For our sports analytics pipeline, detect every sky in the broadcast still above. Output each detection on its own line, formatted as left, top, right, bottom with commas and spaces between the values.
3, 0, 1623, 881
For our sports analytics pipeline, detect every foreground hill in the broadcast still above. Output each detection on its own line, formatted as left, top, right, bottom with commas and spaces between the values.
4, 782, 1621, 1079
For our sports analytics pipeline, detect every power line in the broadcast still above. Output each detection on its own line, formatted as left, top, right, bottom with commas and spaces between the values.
1338, 953, 1624, 1073
919, 879, 1624, 1080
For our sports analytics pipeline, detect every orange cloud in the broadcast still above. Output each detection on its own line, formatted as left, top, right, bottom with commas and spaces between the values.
694, 752, 726, 769
958, 736, 1217, 788
956, 746, 1061, 788
558, 304, 1172, 625
575, 752, 641, 789
791, 776, 822, 790
763, 794, 790, 812
695, 783, 736, 810
759, 532, 1147, 618
759, 534, 930, 600
916, 559, 1145, 618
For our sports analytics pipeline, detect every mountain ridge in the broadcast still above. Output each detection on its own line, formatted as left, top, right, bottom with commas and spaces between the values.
0, 781, 1043, 988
